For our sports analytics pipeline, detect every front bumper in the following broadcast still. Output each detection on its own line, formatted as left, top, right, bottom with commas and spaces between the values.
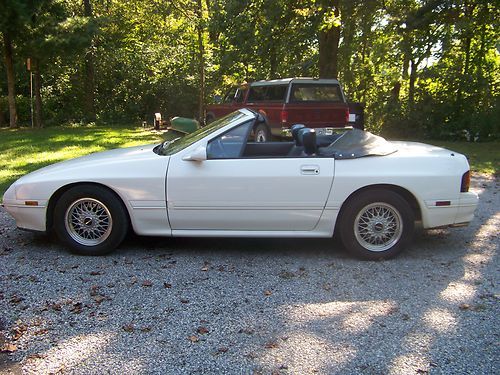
2, 183, 47, 232
2, 201, 47, 232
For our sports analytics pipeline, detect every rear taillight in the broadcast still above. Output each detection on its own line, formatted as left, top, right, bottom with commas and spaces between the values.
281, 110, 288, 124
461, 171, 470, 192
345, 108, 349, 124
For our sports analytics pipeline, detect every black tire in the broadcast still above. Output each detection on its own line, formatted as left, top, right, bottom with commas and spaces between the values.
254, 123, 271, 142
338, 189, 414, 260
53, 184, 129, 255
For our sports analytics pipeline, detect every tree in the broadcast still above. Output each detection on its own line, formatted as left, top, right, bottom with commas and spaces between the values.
83, 0, 96, 123
0, 0, 31, 128
318, 0, 341, 78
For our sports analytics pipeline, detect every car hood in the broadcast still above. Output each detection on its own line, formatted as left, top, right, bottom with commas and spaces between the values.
16, 144, 161, 184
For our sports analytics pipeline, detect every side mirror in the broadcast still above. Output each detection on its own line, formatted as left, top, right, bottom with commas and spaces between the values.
182, 146, 207, 162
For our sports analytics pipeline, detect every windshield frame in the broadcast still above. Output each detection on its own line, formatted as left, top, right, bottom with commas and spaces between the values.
157, 110, 256, 156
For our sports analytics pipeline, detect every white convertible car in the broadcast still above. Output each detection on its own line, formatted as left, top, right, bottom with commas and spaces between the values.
2, 109, 478, 259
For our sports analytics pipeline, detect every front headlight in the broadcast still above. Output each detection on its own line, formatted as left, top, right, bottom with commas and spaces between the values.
3, 182, 17, 203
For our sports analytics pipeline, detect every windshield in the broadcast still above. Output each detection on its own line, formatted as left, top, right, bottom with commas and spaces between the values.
157, 111, 252, 156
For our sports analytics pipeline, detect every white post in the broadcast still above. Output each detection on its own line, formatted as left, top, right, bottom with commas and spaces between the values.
30, 71, 34, 128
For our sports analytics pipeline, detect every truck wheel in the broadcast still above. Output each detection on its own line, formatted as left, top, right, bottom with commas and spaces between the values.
254, 124, 271, 142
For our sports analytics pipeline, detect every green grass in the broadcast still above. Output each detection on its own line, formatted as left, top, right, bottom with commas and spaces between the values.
0, 126, 498, 198
0, 125, 165, 196
425, 140, 499, 176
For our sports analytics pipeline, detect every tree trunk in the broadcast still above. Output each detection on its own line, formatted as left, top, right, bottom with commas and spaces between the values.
32, 58, 43, 128
2, 32, 18, 128
196, 0, 206, 124
83, 0, 96, 123
318, 0, 340, 78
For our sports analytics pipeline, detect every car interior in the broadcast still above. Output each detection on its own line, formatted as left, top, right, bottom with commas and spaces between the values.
207, 121, 344, 159
206, 117, 399, 161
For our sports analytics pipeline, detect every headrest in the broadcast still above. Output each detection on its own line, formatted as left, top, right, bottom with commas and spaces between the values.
302, 129, 317, 156
290, 124, 306, 145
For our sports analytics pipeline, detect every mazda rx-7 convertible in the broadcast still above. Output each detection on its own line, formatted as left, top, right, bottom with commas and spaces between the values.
2, 109, 478, 259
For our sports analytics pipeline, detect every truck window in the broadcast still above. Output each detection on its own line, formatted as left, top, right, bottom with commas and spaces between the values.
247, 85, 287, 102
290, 84, 342, 102
223, 87, 237, 103
235, 88, 247, 103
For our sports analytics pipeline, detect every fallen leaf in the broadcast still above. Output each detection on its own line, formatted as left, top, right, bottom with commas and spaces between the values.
1, 343, 17, 352
459, 303, 470, 310
140, 326, 151, 332
89, 271, 102, 276
163, 283, 172, 288
9, 295, 24, 304
89, 285, 100, 296
93, 296, 106, 304
33, 329, 49, 336
27, 353, 46, 360
264, 290, 272, 296
201, 266, 209, 271
142, 280, 153, 287
197, 326, 209, 335
122, 324, 135, 332
11, 325, 27, 340
180, 298, 189, 304
188, 335, 199, 343
213, 346, 229, 355
265, 340, 279, 349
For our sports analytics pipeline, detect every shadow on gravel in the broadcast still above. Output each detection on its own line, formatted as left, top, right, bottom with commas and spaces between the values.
0, 176, 498, 374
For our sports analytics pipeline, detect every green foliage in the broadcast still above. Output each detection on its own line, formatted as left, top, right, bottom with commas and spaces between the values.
0, 124, 164, 195
0, 0, 498, 141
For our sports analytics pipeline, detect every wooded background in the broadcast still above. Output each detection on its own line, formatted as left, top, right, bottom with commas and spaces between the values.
1, 0, 498, 139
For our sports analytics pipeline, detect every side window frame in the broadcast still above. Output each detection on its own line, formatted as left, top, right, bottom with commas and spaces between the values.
206, 120, 255, 160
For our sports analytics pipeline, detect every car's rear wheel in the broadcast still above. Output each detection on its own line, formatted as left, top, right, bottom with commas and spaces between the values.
254, 124, 271, 142
339, 189, 414, 260
53, 185, 128, 255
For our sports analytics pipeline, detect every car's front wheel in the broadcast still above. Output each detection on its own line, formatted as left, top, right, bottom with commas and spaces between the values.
53, 185, 128, 255
338, 189, 414, 260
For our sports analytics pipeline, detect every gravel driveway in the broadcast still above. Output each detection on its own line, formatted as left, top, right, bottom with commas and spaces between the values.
1, 175, 498, 375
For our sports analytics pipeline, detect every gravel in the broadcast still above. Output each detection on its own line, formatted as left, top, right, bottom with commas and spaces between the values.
0, 175, 498, 375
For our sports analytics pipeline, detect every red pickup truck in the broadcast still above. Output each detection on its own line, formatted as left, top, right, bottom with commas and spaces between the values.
206, 78, 350, 142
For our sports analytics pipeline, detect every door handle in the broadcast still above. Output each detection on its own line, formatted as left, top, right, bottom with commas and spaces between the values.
301, 165, 320, 175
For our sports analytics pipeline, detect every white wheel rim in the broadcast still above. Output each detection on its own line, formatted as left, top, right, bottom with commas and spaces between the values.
354, 202, 403, 252
65, 198, 113, 246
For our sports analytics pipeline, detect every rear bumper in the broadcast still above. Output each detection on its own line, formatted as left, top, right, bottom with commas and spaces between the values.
454, 192, 478, 225
423, 192, 478, 229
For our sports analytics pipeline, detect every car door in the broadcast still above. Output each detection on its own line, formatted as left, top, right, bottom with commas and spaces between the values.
166, 121, 335, 232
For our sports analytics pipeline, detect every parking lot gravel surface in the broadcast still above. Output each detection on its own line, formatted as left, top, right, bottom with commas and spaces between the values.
0, 175, 498, 375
